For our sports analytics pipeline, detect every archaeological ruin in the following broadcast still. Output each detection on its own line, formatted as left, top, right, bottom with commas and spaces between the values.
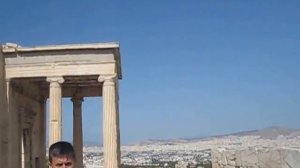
0, 42, 122, 168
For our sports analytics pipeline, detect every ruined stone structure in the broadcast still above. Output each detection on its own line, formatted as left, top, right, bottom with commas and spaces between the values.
212, 147, 300, 168
0, 43, 122, 168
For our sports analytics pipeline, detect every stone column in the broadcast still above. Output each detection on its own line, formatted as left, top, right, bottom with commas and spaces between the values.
7, 79, 13, 167
21, 134, 25, 168
7, 79, 21, 168
71, 95, 84, 168
19, 107, 25, 168
47, 77, 64, 146
39, 98, 46, 168
23, 128, 31, 168
18, 108, 24, 168
98, 75, 121, 168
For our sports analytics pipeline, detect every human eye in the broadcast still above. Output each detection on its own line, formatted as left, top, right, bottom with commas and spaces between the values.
56, 163, 63, 167
65, 162, 73, 166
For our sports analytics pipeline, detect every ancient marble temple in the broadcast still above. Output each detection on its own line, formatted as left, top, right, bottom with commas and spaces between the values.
0, 42, 122, 168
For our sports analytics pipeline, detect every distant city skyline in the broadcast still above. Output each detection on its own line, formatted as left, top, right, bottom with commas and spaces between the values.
1, 1, 300, 144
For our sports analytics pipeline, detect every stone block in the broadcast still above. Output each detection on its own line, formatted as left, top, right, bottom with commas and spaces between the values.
257, 148, 281, 168
211, 147, 300, 168
281, 149, 300, 168
240, 148, 259, 166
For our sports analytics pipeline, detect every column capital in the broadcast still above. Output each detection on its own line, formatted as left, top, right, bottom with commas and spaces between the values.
71, 89, 84, 104
6, 78, 11, 83
98, 74, 117, 86
71, 96, 84, 104
46, 76, 64, 84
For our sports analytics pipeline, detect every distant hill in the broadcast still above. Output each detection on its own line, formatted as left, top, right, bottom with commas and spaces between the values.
131, 138, 190, 146
227, 126, 300, 139
189, 126, 300, 141
84, 127, 300, 146
134, 126, 300, 145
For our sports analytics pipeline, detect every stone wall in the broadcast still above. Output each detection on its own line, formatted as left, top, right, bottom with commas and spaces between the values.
212, 147, 300, 168
0, 46, 9, 167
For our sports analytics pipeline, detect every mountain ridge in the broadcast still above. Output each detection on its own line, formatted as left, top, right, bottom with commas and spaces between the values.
83, 126, 300, 146
132, 126, 300, 146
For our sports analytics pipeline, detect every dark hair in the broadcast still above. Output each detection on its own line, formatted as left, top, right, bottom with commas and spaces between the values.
49, 141, 76, 163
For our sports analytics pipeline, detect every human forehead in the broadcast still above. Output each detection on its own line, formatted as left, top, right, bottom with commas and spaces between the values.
51, 155, 74, 163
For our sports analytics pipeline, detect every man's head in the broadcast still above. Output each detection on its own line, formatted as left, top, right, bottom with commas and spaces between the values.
49, 141, 76, 168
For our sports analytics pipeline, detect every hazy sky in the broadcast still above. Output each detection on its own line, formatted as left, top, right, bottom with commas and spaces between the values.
1, 1, 300, 144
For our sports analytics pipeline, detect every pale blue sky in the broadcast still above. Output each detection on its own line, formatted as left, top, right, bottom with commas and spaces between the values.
1, 1, 300, 144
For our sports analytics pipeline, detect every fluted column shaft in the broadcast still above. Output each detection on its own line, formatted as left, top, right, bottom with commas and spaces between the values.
72, 96, 84, 168
47, 77, 64, 147
39, 98, 47, 168
7, 80, 21, 168
99, 75, 120, 168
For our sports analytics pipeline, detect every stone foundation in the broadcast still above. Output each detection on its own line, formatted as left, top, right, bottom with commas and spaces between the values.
212, 147, 300, 168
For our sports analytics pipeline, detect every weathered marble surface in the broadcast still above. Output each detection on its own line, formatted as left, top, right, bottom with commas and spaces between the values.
212, 147, 300, 168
